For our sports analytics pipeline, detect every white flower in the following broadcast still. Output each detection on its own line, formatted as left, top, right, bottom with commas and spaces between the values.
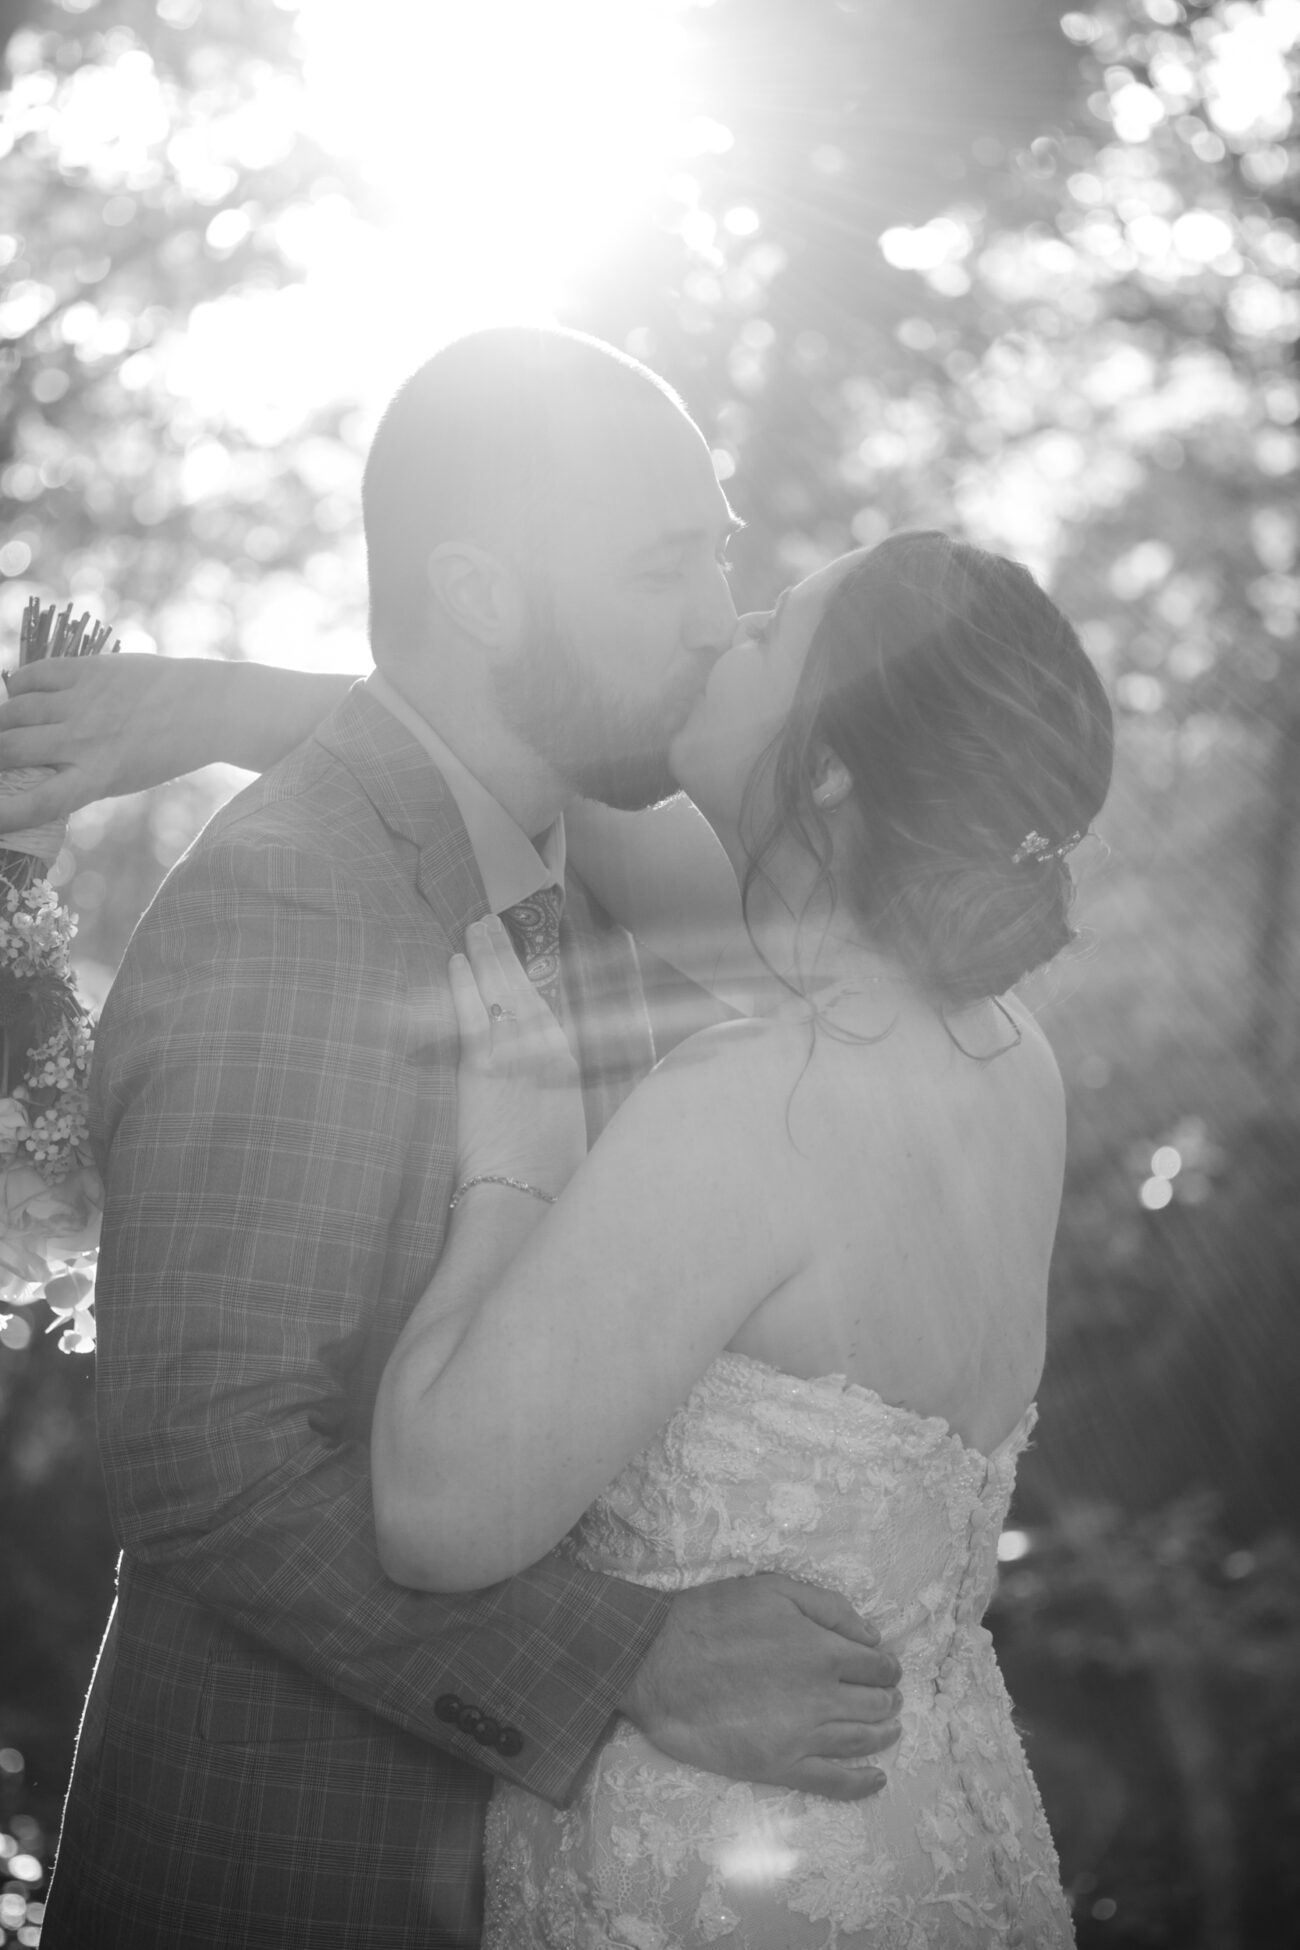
0, 1234, 54, 1302
0, 1161, 102, 1261
44, 1267, 97, 1353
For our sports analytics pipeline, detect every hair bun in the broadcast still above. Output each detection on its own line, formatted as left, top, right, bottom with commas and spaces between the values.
740, 533, 1114, 1014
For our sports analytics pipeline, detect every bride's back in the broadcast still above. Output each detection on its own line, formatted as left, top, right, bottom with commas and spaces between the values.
486, 996, 1076, 1950
725, 990, 1065, 1458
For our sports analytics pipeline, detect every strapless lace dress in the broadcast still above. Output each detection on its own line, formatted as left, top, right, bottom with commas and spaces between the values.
484, 1351, 1073, 1948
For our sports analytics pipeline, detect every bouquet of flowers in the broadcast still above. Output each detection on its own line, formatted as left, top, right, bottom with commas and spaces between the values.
0, 599, 114, 1353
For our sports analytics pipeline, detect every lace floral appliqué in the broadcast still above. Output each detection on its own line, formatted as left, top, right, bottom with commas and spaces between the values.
484, 1353, 1074, 1949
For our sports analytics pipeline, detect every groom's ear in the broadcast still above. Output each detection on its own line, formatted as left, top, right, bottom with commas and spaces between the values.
426, 542, 526, 649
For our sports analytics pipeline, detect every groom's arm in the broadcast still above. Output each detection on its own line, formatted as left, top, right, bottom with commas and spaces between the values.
90, 820, 670, 1808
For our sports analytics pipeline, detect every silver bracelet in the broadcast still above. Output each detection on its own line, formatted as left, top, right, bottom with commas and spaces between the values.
448, 1173, 558, 1213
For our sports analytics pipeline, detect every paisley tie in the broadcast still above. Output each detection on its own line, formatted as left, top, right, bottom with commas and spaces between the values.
498, 884, 564, 1014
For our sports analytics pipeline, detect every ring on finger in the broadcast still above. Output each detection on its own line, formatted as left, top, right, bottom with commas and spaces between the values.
488, 1003, 517, 1022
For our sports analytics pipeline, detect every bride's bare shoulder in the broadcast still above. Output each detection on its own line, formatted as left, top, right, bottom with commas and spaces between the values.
653, 1013, 814, 1080
637, 1017, 825, 1145
998, 992, 1064, 1084
988, 995, 1067, 1164
585, 1017, 819, 1223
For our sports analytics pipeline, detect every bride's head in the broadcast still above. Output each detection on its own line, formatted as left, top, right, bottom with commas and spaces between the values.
671, 530, 1114, 1009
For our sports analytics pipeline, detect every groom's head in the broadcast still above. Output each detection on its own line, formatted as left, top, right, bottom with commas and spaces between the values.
361, 326, 739, 809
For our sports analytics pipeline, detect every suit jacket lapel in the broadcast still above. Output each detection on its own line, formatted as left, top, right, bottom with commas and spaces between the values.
413, 830, 493, 955
312, 686, 654, 1138
312, 683, 491, 950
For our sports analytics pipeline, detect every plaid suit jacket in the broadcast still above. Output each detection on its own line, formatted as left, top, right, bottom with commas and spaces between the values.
42, 685, 670, 1950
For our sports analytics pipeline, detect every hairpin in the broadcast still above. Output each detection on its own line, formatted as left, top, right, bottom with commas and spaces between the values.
1012, 829, 1083, 866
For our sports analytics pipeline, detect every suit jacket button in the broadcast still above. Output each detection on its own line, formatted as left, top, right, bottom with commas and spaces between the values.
435, 1694, 462, 1724
473, 1716, 500, 1745
457, 1705, 485, 1735
495, 1726, 524, 1757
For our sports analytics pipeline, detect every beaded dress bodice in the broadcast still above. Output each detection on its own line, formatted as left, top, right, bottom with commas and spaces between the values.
484, 1350, 1073, 1949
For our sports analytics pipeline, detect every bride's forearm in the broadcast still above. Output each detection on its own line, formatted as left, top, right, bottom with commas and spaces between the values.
0, 654, 359, 830
371, 1183, 550, 1591
372, 1033, 788, 1597
213, 664, 356, 772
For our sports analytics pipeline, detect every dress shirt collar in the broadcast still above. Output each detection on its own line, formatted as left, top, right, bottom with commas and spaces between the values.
365, 671, 564, 910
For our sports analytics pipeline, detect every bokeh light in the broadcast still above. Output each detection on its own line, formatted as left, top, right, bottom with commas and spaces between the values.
716, 1814, 802, 1888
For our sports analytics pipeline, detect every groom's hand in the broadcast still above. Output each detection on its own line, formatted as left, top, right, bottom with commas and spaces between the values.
619, 1574, 902, 1801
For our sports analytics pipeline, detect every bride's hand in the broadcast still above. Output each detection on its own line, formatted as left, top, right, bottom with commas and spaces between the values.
450, 915, 586, 1196
0, 655, 237, 829
0, 656, 354, 831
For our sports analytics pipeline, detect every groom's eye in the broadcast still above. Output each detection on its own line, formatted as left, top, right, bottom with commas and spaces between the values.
641, 556, 689, 585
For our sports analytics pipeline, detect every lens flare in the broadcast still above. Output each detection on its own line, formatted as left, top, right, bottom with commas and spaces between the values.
294, 0, 691, 383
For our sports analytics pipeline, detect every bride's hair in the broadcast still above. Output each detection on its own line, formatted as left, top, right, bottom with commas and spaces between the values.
740, 531, 1115, 1012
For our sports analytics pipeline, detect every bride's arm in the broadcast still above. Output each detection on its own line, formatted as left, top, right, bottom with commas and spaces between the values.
371, 922, 806, 1594
0, 656, 356, 829
565, 795, 765, 1013
0, 652, 769, 1007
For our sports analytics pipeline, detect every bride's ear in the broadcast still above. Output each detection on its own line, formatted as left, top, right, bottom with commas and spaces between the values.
811, 749, 853, 812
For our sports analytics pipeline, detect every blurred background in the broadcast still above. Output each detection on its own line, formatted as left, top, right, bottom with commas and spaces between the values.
1, 0, 1298, 1943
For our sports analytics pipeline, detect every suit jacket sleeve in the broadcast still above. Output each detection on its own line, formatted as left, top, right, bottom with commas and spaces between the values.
90, 825, 670, 1808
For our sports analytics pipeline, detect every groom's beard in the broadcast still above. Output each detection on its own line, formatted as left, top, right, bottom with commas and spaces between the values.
492, 600, 683, 813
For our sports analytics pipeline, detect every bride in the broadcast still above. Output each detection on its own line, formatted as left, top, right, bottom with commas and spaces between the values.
6, 530, 1111, 1945
369, 532, 1112, 1948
